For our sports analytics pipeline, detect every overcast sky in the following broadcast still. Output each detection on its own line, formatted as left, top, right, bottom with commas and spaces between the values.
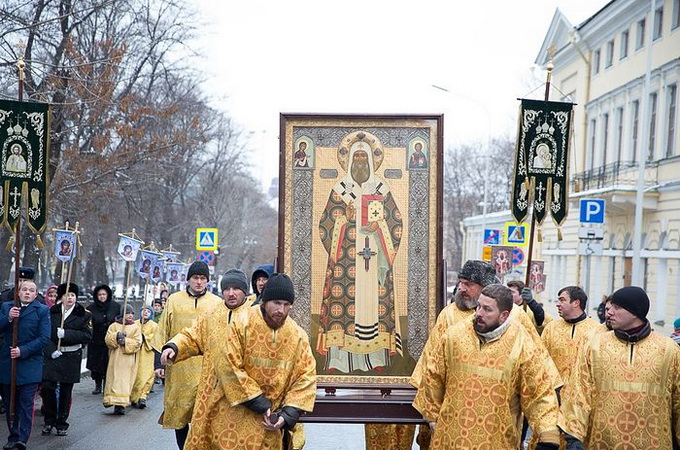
190, 0, 611, 189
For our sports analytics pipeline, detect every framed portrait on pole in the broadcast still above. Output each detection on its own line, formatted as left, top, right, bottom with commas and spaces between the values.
279, 114, 443, 387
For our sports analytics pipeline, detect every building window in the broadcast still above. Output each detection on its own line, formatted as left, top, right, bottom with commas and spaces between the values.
589, 118, 597, 169
620, 30, 629, 59
631, 100, 640, 161
648, 92, 658, 161
667, 84, 677, 157
605, 40, 614, 68
593, 49, 601, 75
615, 107, 624, 161
602, 113, 610, 165
673, 0, 680, 29
654, 7, 664, 40
636, 19, 646, 49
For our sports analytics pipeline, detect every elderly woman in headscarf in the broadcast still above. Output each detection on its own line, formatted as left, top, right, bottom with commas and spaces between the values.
44, 285, 58, 308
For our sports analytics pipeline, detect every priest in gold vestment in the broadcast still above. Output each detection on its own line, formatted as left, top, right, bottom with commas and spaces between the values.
151, 261, 222, 448
541, 286, 600, 382
414, 284, 561, 449
161, 273, 316, 450
560, 286, 680, 449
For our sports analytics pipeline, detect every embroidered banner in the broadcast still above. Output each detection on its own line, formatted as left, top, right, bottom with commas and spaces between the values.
511, 99, 574, 227
0, 99, 50, 234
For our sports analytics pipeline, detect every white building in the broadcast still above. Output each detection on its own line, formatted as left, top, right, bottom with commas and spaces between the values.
462, 0, 680, 329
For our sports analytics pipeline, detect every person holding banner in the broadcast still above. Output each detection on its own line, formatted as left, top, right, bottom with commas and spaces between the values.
0, 267, 44, 305
0, 280, 50, 450
41, 283, 92, 436
151, 261, 221, 449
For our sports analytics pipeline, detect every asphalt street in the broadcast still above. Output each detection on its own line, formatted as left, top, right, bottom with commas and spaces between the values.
0, 376, 417, 449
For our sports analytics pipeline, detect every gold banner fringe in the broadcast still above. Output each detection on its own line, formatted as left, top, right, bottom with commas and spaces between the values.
537, 228, 543, 243
36, 235, 44, 249
557, 227, 563, 241
5, 235, 14, 252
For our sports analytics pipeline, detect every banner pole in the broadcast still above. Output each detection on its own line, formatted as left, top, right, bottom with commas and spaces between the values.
524, 53, 553, 287
9, 55, 26, 427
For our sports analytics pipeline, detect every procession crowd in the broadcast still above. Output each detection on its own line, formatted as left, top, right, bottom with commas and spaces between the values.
0, 259, 679, 450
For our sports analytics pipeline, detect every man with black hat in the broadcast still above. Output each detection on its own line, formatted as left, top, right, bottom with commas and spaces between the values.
0, 279, 50, 450
0, 267, 45, 305
160, 273, 316, 450
560, 286, 680, 449
150, 260, 221, 449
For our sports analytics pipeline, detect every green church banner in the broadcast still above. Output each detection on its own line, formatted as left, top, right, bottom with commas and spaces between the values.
0, 99, 50, 236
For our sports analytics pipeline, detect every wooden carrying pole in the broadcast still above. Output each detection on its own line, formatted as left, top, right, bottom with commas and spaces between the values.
57, 222, 80, 351
9, 55, 26, 426
524, 54, 553, 287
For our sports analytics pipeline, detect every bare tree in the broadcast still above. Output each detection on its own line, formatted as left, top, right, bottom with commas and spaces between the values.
0, 0, 278, 288
443, 135, 515, 268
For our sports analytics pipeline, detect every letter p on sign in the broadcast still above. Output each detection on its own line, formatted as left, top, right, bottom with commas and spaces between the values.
579, 199, 605, 224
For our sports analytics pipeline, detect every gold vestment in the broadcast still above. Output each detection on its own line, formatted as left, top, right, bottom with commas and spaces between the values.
103, 321, 142, 407
172, 305, 316, 450
560, 329, 680, 449
150, 289, 222, 428
413, 318, 560, 449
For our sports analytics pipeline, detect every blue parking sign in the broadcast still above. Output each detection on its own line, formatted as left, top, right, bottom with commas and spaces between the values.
579, 199, 605, 224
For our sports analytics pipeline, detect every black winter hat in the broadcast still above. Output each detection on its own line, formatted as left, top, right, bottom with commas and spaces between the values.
186, 261, 210, 281
56, 283, 79, 300
18, 266, 35, 280
93, 284, 112, 301
610, 286, 650, 320
260, 273, 295, 304
221, 269, 249, 294
458, 260, 498, 287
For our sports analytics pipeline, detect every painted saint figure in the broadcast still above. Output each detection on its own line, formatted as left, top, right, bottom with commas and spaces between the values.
408, 142, 428, 169
6, 144, 27, 173
317, 138, 403, 373
294, 141, 309, 168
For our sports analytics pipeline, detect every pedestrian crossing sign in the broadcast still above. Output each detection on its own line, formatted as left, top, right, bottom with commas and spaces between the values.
196, 228, 218, 251
503, 222, 527, 246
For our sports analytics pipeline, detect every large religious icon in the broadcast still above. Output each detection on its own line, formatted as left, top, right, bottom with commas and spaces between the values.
279, 114, 443, 385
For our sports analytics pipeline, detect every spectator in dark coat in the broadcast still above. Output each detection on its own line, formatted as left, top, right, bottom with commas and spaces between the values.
41, 283, 92, 436
0, 280, 50, 450
86, 285, 120, 394
250, 263, 274, 306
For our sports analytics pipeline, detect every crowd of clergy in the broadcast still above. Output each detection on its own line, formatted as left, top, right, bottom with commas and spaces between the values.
1, 256, 679, 450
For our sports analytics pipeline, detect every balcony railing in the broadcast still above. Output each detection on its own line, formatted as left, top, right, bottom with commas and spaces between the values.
572, 160, 658, 192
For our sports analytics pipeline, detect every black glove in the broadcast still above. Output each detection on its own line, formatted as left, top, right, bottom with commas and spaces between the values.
521, 287, 533, 303
536, 444, 560, 450
242, 394, 272, 414
116, 331, 126, 346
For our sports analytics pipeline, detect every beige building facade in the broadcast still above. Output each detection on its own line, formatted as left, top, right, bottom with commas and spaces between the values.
462, 0, 680, 330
